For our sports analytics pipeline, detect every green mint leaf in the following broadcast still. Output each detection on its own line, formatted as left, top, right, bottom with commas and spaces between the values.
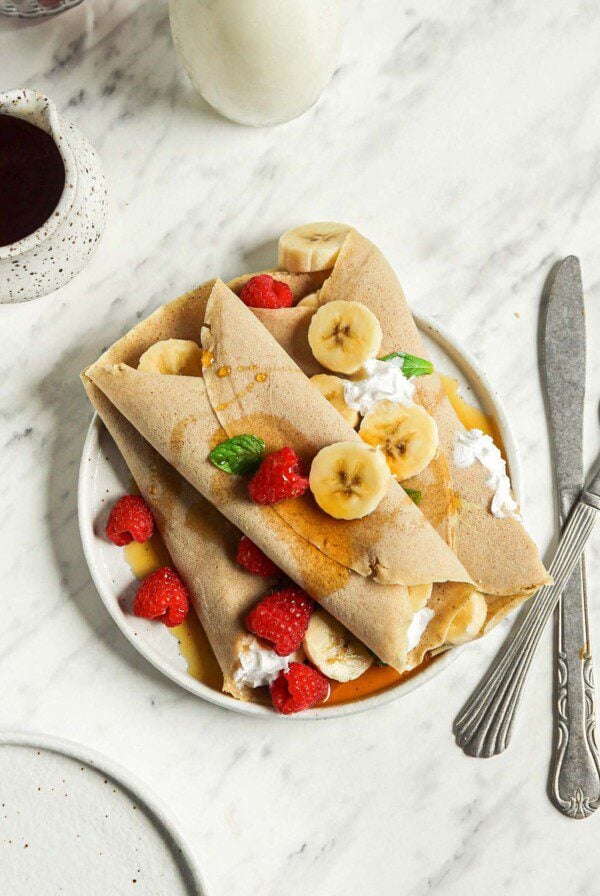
209, 434, 265, 475
379, 351, 434, 378
403, 487, 422, 506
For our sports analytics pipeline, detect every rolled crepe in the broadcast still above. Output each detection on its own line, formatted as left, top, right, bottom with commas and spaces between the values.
201, 281, 469, 586
83, 378, 267, 700
316, 231, 551, 595
229, 267, 475, 661
84, 279, 473, 679
234, 227, 550, 657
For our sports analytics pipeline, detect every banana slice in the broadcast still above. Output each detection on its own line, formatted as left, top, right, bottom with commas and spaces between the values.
278, 222, 351, 272
303, 609, 373, 682
310, 374, 360, 428
309, 441, 391, 520
308, 300, 382, 375
296, 289, 321, 309
446, 592, 487, 646
359, 400, 439, 480
408, 583, 433, 612
138, 339, 203, 376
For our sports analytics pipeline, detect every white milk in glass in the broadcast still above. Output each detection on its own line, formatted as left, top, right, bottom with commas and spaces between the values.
169, 0, 343, 126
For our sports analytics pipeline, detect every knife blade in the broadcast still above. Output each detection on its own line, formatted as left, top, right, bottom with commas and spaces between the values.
544, 257, 585, 508
543, 256, 600, 818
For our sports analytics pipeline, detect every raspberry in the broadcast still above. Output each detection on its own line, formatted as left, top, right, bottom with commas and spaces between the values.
270, 663, 330, 714
133, 567, 189, 628
247, 447, 309, 505
246, 586, 314, 656
106, 494, 154, 546
236, 535, 281, 577
239, 274, 294, 309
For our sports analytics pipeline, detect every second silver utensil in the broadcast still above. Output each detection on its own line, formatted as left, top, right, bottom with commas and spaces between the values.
454, 461, 600, 761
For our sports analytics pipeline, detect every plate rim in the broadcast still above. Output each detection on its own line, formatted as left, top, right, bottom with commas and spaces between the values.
78, 309, 521, 720
0, 730, 210, 895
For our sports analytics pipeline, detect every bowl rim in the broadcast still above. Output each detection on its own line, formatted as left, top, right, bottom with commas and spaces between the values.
78, 309, 521, 719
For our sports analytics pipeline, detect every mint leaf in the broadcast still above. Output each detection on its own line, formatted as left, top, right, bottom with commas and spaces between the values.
403, 487, 422, 506
209, 435, 265, 475
379, 351, 433, 378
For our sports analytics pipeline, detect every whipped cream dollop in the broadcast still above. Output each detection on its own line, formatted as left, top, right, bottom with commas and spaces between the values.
343, 357, 415, 416
234, 638, 297, 689
406, 607, 435, 653
454, 428, 521, 520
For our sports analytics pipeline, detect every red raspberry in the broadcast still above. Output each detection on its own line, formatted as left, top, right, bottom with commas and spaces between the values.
246, 586, 314, 656
270, 663, 330, 714
106, 494, 154, 546
239, 274, 294, 309
236, 535, 281, 577
247, 447, 309, 505
133, 567, 189, 628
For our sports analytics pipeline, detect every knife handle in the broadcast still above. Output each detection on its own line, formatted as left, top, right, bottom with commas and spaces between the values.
551, 555, 600, 818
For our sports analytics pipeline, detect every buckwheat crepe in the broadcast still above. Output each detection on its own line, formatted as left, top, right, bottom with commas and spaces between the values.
84, 380, 267, 700
233, 227, 550, 661
83, 279, 472, 685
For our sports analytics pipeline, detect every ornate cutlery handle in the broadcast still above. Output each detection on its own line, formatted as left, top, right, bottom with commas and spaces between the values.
454, 498, 599, 758
551, 558, 600, 818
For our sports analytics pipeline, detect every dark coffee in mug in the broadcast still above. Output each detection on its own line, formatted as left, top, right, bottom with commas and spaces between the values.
0, 114, 66, 247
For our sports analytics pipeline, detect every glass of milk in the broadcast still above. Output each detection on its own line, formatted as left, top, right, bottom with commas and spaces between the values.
169, 0, 344, 127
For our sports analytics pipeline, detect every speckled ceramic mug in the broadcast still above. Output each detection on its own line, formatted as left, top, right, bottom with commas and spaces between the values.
0, 89, 108, 303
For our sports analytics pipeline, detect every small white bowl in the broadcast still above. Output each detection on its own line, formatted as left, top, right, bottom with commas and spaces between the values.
78, 312, 520, 719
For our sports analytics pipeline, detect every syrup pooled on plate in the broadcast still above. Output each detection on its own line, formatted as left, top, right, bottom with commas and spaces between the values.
124, 534, 222, 690
0, 115, 66, 247
440, 374, 505, 457
122, 383, 498, 706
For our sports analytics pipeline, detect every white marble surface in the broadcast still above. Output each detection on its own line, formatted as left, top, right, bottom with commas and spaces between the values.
2, 1, 600, 893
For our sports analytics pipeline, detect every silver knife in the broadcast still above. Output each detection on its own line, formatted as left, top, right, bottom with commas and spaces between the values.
544, 256, 600, 818
454, 462, 600, 760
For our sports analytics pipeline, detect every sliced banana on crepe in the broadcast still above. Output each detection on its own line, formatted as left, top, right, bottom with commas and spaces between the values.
359, 400, 439, 480
446, 592, 487, 646
309, 441, 391, 520
408, 583, 433, 611
310, 374, 360, 428
296, 289, 322, 309
308, 300, 382, 375
138, 339, 204, 376
303, 609, 373, 682
278, 222, 351, 272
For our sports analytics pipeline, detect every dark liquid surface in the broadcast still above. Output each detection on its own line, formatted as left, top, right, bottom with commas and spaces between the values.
0, 115, 66, 247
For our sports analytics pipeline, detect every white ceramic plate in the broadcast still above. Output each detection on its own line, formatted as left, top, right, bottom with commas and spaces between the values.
78, 313, 520, 719
0, 731, 208, 895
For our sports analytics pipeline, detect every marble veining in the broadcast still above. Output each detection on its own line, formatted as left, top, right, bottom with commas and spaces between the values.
1, 1, 600, 894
